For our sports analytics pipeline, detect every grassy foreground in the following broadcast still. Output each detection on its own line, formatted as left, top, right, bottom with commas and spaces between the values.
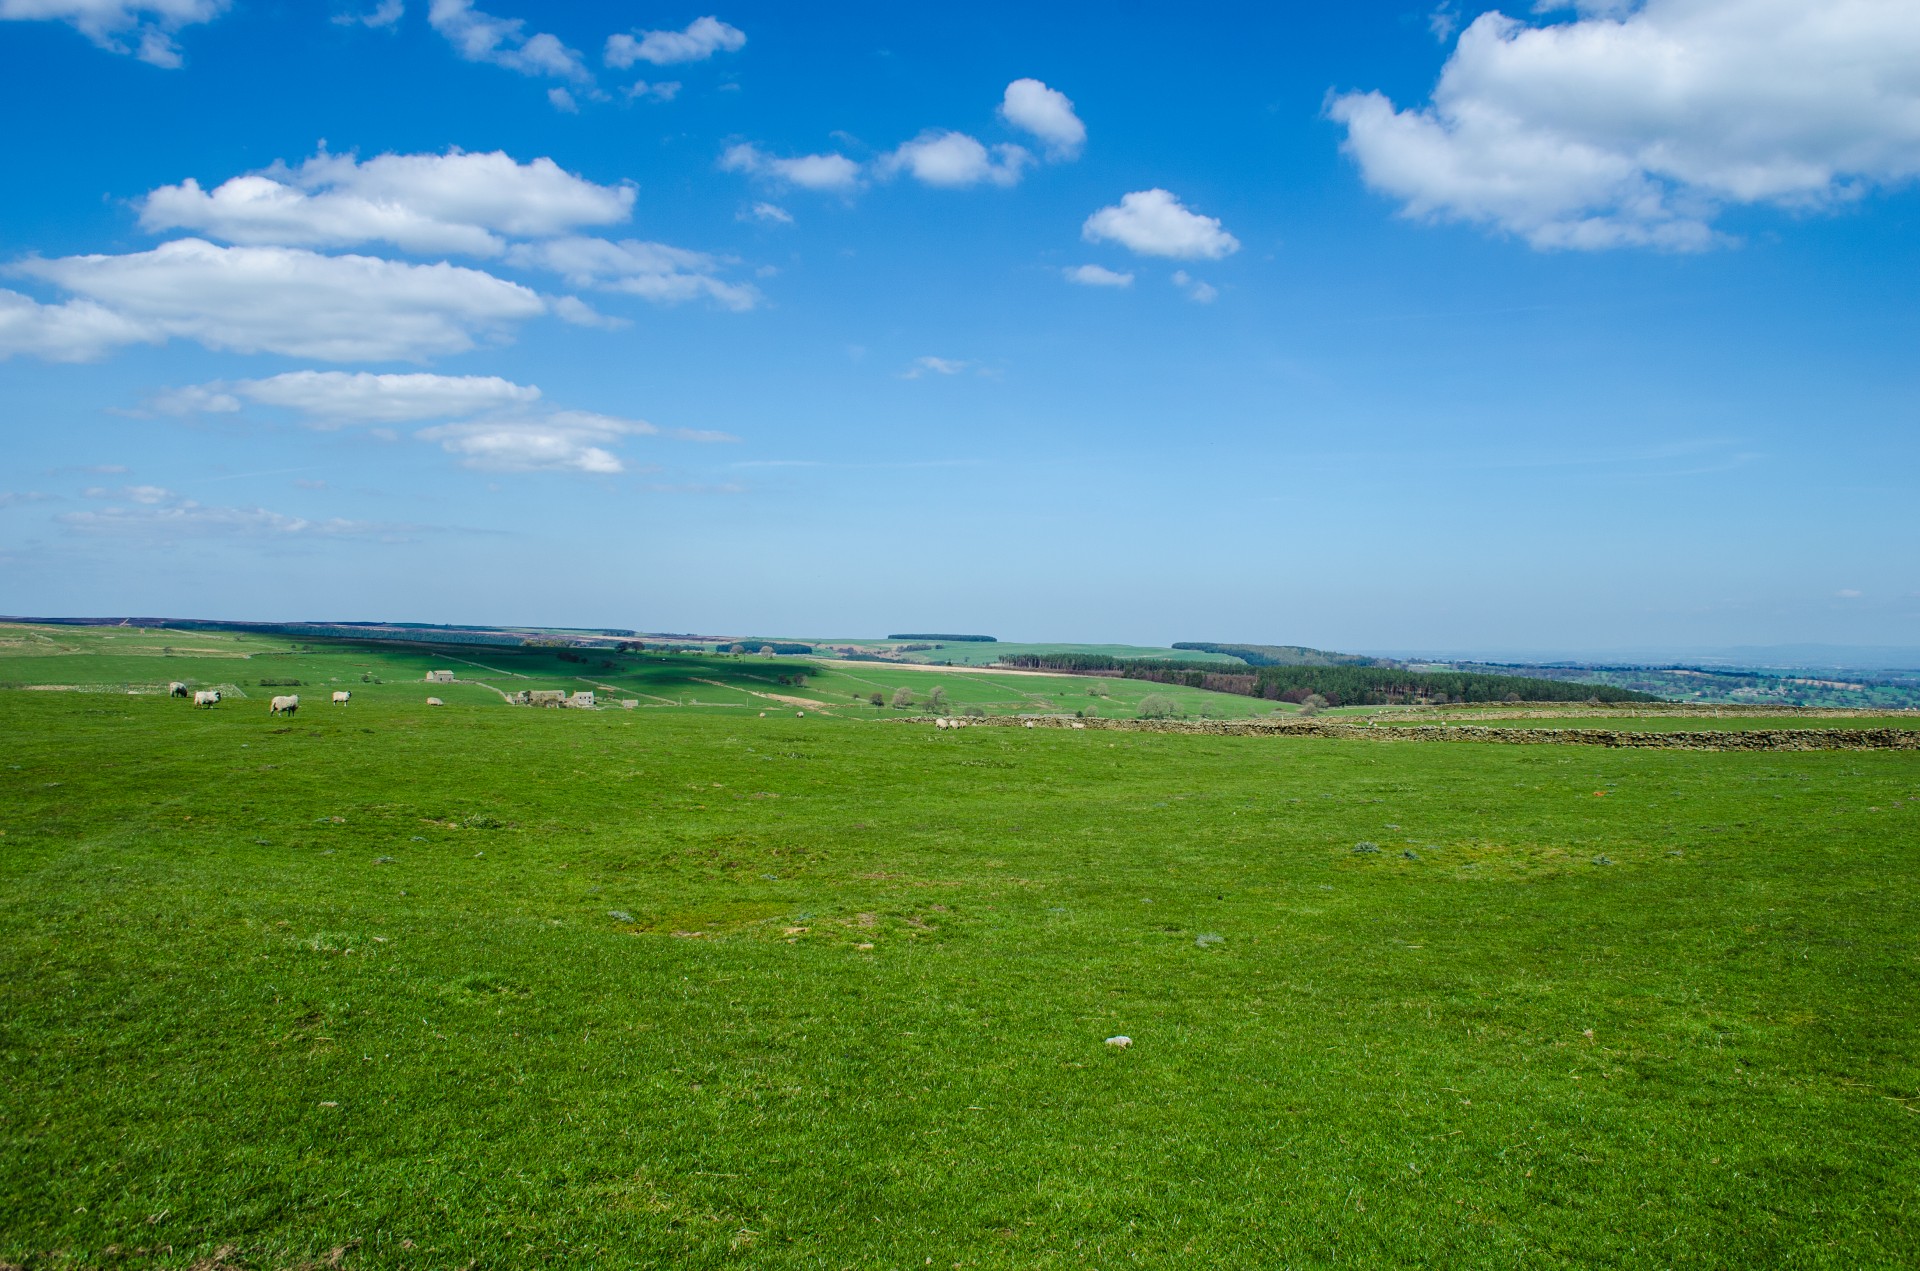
2, 692, 1918, 1268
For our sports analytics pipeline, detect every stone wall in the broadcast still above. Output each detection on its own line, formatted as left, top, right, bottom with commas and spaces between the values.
904, 714, 1920, 752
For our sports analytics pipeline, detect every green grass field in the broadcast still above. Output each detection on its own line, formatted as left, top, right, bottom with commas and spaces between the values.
0, 624, 1286, 723
3, 673, 1918, 1268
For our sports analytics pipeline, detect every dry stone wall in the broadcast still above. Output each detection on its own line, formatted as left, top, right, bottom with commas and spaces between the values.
905, 715, 1920, 752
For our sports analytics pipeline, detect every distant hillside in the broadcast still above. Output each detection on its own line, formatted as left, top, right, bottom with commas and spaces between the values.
1001, 654, 1658, 705
1172, 642, 1382, 667
886, 633, 996, 642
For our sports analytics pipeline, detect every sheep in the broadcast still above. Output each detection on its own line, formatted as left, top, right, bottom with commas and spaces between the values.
269, 694, 299, 716
331, 691, 351, 705
192, 690, 221, 709
168, 681, 188, 698
426, 696, 444, 706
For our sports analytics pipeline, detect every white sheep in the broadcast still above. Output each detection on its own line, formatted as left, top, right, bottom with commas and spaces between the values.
426, 697, 444, 706
168, 681, 188, 698
192, 690, 221, 709
331, 691, 351, 705
269, 695, 299, 716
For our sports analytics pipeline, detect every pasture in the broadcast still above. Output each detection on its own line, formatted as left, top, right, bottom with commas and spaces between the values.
2, 680, 1917, 1269
0, 623, 1287, 722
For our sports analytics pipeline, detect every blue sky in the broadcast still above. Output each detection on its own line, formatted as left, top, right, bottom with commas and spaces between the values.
1, 1, 1916, 657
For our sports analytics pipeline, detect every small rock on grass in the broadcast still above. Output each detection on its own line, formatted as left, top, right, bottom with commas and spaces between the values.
607, 910, 633, 923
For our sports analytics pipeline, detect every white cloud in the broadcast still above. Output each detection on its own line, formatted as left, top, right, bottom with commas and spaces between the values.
334, 0, 402, 28
84, 483, 173, 503
0, 0, 225, 67
1171, 270, 1217, 303
152, 370, 542, 425
0, 490, 55, 507
147, 371, 730, 475
743, 201, 792, 224
427, 0, 588, 81
901, 356, 968, 379
0, 288, 159, 362
1428, 2, 1461, 42
1329, 0, 1920, 251
548, 86, 579, 113
505, 236, 760, 310
139, 148, 635, 256
13, 238, 546, 361
417, 410, 655, 474
1082, 189, 1240, 259
606, 15, 744, 67
999, 78, 1085, 160
1063, 263, 1133, 287
58, 492, 403, 539
720, 143, 863, 192
626, 79, 680, 102
878, 130, 1031, 188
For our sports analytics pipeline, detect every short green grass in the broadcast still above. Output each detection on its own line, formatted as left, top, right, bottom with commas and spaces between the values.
0, 623, 1285, 722
3, 688, 1917, 1268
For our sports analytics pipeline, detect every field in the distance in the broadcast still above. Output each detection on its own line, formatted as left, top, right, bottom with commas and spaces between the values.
2, 681, 1917, 1268
0, 623, 1290, 722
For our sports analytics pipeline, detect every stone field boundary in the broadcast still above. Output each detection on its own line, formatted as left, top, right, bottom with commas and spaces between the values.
904, 714, 1920, 752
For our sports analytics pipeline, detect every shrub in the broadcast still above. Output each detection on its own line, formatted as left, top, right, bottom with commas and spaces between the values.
926, 687, 949, 715
258, 678, 302, 687
869, 692, 884, 707
890, 687, 914, 709
1138, 694, 1178, 720
962, 703, 987, 718
1298, 693, 1329, 717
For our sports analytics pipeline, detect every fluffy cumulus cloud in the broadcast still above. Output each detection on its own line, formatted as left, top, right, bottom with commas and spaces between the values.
999, 79, 1085, 160
427, 0, 587, 81
0, 288, 158, 361
145, 371, 734, 475
1063, 263, 1133, 287
0, 0, 226, 67
1328, 0, 1920, 250
150, 371, 542, 424
505, 236, 761, 310
12, 238, 546, 361
878, 130, 1031, 189
605, 15, 744, 68
719, 143, 863, 192
1082, 189, 1240, 259
139, 149, 635, 255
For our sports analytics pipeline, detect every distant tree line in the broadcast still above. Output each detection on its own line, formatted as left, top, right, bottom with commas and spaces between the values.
886, 634, 997, 642
998, 654, 1656, 705
1169, 641, 1382, 668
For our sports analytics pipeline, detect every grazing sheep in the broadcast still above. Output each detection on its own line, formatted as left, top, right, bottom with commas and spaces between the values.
426, 697, 444, 706
331, 691, 351, 705
192, 690, 221, 709
935, 717, 950, 730
269, 694, 299, 716
168, 681, 188, 698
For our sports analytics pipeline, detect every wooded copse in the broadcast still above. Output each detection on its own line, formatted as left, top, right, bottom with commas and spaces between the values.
885, 634, 997, 642
995, 654, 1657, 705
